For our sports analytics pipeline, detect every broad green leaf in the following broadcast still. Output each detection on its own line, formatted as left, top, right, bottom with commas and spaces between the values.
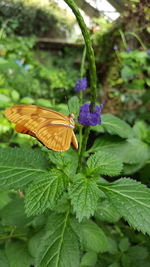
123, 162, 145, 175
36, 212, 80, 267
87, 151, 123, 176
69, 174, 100, 221
0, 250, 9, 267
0, 148, 48, 189
68, 96, 80, 118
101, 114, 133, 138
88, 135, 128, 156
78, 220, 108, 253
5, 241, 33, 267
89, 136, 150, 166
0, 199, 30, 228
95, 199, 121, 223
25, 169, 67, 216
123, 139, 149, 164
0, 191, 11, 209
80, 251, 97, 267
99, 178, 150, 235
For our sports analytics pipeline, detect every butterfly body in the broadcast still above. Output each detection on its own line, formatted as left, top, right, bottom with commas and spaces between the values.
5, 104, 78, 152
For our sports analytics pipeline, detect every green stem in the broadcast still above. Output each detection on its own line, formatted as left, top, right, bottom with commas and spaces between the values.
77, 126, 90, 172
64, 0, 97, 112
119, 29, 127, 49
80, 46, 86, 78
125, 32, 146, 50
78, 46, 86, 154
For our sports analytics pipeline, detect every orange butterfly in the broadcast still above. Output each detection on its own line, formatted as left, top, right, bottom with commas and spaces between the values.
5, 104, 78, 152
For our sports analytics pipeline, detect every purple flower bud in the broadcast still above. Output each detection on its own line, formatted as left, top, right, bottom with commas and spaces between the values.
147, 49, 150, 56
74, 77, 88, 92
78, 103, 103, 126
126, 47, 132, 53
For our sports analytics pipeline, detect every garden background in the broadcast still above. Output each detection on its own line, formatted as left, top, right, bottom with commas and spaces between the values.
0, 0, 150, 266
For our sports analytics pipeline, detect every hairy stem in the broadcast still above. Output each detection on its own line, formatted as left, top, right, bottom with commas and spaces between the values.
77, 126, 90, 171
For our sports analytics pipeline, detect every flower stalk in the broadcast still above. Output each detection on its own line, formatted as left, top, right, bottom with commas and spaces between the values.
64, 0, 97, 112
64, 0, 98, 170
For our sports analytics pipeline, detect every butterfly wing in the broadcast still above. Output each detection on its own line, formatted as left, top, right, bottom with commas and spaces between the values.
37, 124, 73, 151
5, 104, 77, 152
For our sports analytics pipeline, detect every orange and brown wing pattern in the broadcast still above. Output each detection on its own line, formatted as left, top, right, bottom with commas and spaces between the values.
36, 124, 73, 151
5, 104, 78, 152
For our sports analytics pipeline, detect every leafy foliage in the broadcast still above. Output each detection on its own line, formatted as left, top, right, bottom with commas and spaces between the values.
25, 169, 68, 216
0, 148, 48, 189
101, 114, 133, 138
36, 212, 80, 267
69, 174, 100, 221
99, 178, 150, 235
0, 2, 150, 266
5, 241, 33, 267
87, 151, 123, 176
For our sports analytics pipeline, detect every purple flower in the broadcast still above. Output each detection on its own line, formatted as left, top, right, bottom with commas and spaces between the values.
147, 49, 150, 56
74, 77, 88, 92
24, 64, 30, 71
78, 103, 103, 126
113, 45, 118, 51
126, 47, 132, 53
16, 59, 24, 66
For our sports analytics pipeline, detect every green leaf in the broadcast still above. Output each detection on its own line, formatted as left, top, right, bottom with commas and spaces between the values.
89, 135, 128, 156
46, 149, 78, 176
119, 238, 130, 252
123, 139, 149, 164
0, 250, 9, 267
133, 121, 149, 142
101, 114, 133, 138
99, 178, 150, 235
35, 98, 52, 108
0, 191, 11, 209
68, 96, 80, 119
20, 97, 34, 104
36, 212, 80, 267
95, 199, 121, 223
89, 136, 150, 166
79, 220, 108, 253
0, 199, 30, 228
0, 148, 48, 189
0, 94, 11, 108
69, 174, 100, 221
25, 169, 67, 216
28, 231, 45, 258
123, 162, 145, 175
10, 90, 20, 102
121, 65, 136, 80
5, 241, 33, 267
87, 151, 123, 176
80, 251, 97, 267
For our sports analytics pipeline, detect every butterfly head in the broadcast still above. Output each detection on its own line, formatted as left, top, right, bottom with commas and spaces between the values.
69, 113, 75, 126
